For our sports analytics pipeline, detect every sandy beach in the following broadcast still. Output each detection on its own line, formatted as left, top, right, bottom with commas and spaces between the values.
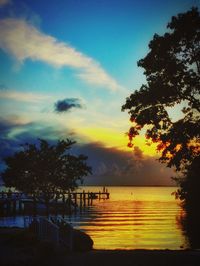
0, 227, 200, 266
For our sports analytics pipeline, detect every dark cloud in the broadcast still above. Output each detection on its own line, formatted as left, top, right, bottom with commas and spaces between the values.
0, 117, 175, 186
0, 118, 36, 165
0, 117, 75, 171
73, 142, 175, 186
0, 118, 17, 134
0, 116, 29, 135
54, 98, 83, 113
133, 146, 144, 160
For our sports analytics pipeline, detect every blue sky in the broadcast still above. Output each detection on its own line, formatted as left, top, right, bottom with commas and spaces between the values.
0, 0, 199, 185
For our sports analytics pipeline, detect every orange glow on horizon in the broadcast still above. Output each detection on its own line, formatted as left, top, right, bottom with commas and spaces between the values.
79, 127, 159, 156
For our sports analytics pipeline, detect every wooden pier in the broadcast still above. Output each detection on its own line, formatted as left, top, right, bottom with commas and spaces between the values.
71, 190, 109, 206
0, 189, 110, 215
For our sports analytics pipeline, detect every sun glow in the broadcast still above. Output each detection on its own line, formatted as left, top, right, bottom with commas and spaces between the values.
79, 127, 158, 156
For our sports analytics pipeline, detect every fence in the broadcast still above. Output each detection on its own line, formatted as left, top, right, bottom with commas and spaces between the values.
24, 216, 73, 250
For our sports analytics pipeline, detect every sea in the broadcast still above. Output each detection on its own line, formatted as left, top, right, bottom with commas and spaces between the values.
0, 186, 189, 250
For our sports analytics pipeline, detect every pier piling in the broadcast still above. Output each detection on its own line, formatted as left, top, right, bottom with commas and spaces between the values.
0, 189, 110, 215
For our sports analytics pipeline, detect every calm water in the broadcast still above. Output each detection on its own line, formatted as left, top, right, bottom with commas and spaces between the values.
0, 186, 188, 250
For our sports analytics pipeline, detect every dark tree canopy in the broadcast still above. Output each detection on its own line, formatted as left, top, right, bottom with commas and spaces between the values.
122, 8, 200, 173
122, 7, 200, 225
1, 139, 92, 199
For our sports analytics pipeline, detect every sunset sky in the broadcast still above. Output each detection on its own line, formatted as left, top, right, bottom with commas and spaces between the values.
0, 0, 199, 185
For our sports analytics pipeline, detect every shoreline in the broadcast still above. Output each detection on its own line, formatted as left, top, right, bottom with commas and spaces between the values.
0, 227, 200, 266
1, 248, 200, 266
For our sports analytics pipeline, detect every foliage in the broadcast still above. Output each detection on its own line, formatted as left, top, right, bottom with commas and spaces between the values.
122, 8, 200, 204
175, 156, 200, 248
1, 139, 92, 201
173, 156, 200, 207
122, 7, 200, 171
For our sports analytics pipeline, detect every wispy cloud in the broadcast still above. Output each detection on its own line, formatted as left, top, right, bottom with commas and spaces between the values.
0, 90, 51, 103
0, 18, 124, 91
0, 116, 27, 134
0, 0, 10, 7
54, 98, 83, 113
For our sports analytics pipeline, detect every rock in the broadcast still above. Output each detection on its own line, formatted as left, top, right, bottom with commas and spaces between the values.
59, 223, 93, 251
72, 229, 93, 251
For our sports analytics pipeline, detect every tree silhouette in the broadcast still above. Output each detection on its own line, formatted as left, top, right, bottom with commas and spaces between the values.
122, 8, 200, 206
1, 139, 92, 212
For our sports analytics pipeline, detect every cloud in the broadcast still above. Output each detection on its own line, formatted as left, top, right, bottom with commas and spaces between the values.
0, 0, 10, 7
0, 18, 124, 91
74, 142, 175, 186
54, 98, 83, 113
0, 116, 175, 186
0, 90, 52, 103
133, 146, 144, 160
0, 116, 74, 162
0, 116, 34, 168
0, 116, 23, 134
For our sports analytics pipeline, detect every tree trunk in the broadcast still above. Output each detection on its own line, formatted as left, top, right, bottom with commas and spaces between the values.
68, 191, 72, 214
45, 194, 50, 217
33, 194, 37, 216
62, 193, 65, 217
55, 193, 58, 216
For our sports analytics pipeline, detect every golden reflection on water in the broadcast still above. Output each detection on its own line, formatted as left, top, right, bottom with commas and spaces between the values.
73, 186, 187, 250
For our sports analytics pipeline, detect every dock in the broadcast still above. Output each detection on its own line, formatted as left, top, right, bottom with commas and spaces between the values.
0, 188, 110, 215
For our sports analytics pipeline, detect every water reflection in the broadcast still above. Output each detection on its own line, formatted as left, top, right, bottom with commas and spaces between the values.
67, 187, 188, 249
0, 186, 192, 250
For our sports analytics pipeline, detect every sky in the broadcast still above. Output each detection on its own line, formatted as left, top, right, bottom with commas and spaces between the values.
0, 0, 199, 186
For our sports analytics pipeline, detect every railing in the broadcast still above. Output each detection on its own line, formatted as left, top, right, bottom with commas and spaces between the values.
38, 217, 59, 246
24, 216, 34, 228
24, 216, 73, 250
